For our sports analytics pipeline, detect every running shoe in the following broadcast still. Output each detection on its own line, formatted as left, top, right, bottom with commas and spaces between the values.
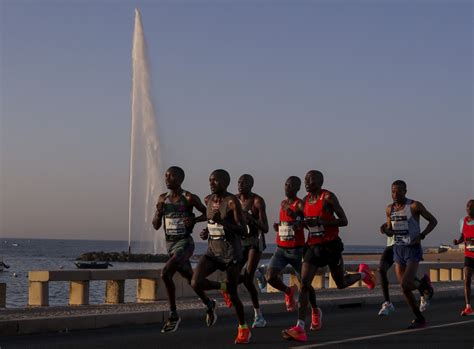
205, 299, 217, 327
419, 296, 429, 312
252, 314, 267, 328
221, 290, 233, 308
378, 301, 395, 316
235, 326, 252, 344
407, 318, 427, 329
281, 325, 307, 342
255, 266, 267, 290
310, 307, 323, 330
161, 315, 181, 333
420, 274, 434, 301
461, 306, 474, 316
285, 285, 297, 312
358, 263, 376, 289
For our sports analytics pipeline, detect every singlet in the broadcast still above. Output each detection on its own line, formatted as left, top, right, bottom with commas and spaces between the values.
239, 194, 260, 241
163, 191, 194, 242
304, 190, 339, 245
206, 193, 242, 262
390, 199, 420, 246
460, 216, 474, 258
276, 198, 305, 248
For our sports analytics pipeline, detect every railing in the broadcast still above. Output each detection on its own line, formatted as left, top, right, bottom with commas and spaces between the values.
0, 262, 466, 308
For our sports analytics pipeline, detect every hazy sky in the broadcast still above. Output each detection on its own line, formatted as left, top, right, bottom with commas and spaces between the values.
1, 0, 472, 247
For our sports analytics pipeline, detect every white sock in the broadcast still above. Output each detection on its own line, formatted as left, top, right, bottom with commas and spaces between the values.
297, 319, 305, 329
360, 272, 366, 280
467, 304, 471, 309
254, 308, 262, 317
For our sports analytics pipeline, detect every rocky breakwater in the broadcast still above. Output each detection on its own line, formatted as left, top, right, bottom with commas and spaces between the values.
77, 251, 169, 263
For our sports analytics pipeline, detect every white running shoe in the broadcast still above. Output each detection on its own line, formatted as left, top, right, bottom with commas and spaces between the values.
378, 301, 395, 316
419, 296, 430, 312
252, 314, 267, 328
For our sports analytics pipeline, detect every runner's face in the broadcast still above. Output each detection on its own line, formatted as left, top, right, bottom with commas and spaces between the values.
467, 201, 474, 217
209, 173, 225, 194
305, 173, 321, 193
285, 179, 298, 197
165, 170, 181, 190
391, 185, 406, 204
238, 176, 252, 195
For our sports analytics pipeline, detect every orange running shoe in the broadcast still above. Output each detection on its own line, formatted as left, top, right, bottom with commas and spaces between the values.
358, 263, 375, 290
285, 285, 297, 312
221, 290, 232, 308
281, 325, 307, 342
461, 306, 473, 316
235, 326, 251, 344
310, 307, 323, 330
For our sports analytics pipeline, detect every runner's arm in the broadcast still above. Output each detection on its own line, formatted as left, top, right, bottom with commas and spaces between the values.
321, 192, 348, 227
414, 201, 438, 240
152, 194, 166, 230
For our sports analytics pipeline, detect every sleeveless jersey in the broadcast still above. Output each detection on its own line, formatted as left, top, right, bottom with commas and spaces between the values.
390, 199, 420, 246
163, 191, 194, 241
276, 198, 305, 248
461, 216, 474, 258
304, 190, 339, 245
206, 193, 242, 262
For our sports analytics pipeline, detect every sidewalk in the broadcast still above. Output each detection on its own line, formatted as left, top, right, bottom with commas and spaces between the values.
0, 281, 464, 335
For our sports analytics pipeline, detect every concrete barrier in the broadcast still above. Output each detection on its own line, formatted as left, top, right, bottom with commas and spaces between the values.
25, 262, 465, 308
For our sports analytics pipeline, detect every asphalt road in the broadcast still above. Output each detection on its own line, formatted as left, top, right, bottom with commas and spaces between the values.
2, 297, 473, 349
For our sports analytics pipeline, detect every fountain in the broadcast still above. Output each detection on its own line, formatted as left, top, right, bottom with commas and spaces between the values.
128, 8, 165, 254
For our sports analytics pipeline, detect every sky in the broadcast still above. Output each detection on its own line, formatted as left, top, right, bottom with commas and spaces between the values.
1, 0, 472, 248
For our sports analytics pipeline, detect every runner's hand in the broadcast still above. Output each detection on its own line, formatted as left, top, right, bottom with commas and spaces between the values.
453, 239, 459, 245
184, 217, 195, 228
273, 222, 279, 232
210, 209, 222, 223
156, 201, 164, 215
200, 228, 209, 240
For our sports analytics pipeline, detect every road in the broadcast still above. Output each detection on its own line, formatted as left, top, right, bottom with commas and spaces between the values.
1, 297, 473, 349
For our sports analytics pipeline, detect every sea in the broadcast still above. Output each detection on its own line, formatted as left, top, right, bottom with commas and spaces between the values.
0, 238, 385, 308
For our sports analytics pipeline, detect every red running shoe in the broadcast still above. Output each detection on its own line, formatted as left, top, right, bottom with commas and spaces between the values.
358, 263, 375, 290
285, 285, 297, 312
461, 306, 473, 316
221, 290, 232, 308
310, 307, 323, 330
235, 326, 251, 344
281, 325, 307, 342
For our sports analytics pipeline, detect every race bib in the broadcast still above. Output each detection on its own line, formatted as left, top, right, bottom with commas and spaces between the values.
394, 233, 411, 245
278, 223, 295, 241
391, 213, 409, 231
466, 238, 474, 251
165, 217, 186, 235
308, 225, 325, 238
208, 222, 226, 240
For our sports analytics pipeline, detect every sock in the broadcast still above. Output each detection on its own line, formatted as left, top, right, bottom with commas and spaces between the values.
220, 282, 227, 292
296, 319, 305, 329
254, 308, 262, 317
467, 304, 471, 309
239, 323, 248, 329
360, 272, 366, 280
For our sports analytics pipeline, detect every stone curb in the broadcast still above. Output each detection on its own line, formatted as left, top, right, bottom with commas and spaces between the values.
0, 283, 464, 336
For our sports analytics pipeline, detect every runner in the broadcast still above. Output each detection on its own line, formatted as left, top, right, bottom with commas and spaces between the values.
234, 174, 269, 328
453, 199, 474, 316
190, 169, 251, 344
152, 166, 208, 333
377, 222, 396, 316
266, 176, 322, 330
282, 170, 375, 342
381, 180, 437, 329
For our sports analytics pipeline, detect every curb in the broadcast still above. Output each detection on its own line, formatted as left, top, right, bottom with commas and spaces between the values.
0, 285, 464, 336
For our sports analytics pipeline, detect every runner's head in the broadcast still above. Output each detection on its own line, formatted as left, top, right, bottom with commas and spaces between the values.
391, 180, 407, 204
305, 170, 324, 193
238, 174, 254, 195
165, 166, 185, 190
467, 199, 474, 218
285, 176, 301, 198
209, 169, 230, 194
